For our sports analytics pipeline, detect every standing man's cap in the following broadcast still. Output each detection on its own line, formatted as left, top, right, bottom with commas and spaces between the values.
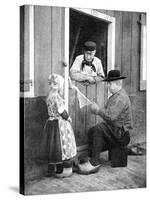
83, 41, 96, 51
103, 70, 126, 82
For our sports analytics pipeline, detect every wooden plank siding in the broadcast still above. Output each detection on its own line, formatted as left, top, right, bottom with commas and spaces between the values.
122, 12, 132, 93
68, 80, 76, 135
68, 9, 108, 146
131, 13, 140, 94
114, 11, 123, 70
96, 82, 106, 124
86, 84, 96, 132
51, 7, 65, 75
96, 10, 146, 145
21, 6, 67, 185
75, 82, 87, 145
21, 6, 144, 100
34, 6, 52, 96
34, 6, 65, 96
21, 6, 146, 145
20, 6, 30, 92
69, 81, 106, 146
20, 6, 25, 91
97, 9, 141, 95
21, 6, 146, 184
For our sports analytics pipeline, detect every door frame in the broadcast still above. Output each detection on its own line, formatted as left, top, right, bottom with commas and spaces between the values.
65, 7, 116, 109
74, 8, 115, 72
64, 7, 70, 111
20, 5, 35, 98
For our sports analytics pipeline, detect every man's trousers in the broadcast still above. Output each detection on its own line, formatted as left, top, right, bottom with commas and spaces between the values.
88, 122, 130, 166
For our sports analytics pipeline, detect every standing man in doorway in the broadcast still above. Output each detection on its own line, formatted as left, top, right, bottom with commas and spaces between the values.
70, 41, 105, 85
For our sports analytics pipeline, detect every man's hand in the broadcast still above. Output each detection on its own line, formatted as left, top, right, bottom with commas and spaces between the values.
82, 76, 95, 86
94, 75, 104, 83
68, 116, 72, 123
89, 102, 100, 114
87, 76, 96, 84
82, 81, 90, 86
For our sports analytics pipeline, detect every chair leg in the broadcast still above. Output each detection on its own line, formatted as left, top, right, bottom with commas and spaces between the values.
109, 146, 128, 168
108, 150, 111, 160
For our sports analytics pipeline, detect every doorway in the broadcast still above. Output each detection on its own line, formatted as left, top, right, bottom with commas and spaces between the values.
68, 8, 115, 146
69, 8, 109, 76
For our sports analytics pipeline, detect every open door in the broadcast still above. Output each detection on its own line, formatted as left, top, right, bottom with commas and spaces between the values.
68, 8, 115, 147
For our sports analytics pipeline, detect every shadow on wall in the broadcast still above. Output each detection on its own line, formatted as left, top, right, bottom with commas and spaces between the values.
22, 96, 48, 182
129, 93, 146, 144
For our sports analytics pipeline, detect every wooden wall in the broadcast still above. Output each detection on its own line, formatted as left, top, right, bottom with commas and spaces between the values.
69, 9, 146, 146
20, 6, 30, 92
69, 9, 108, 146
20, 6, 66, 184
97, 9, 146, 144
97, 9, 140, 93
34, 6, 65, 96
20, 6, 146, 183
20, 5, 65, 96
69, 81, 105, 146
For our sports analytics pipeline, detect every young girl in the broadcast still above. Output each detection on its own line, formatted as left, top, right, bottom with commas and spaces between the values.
42, 73, 77, 178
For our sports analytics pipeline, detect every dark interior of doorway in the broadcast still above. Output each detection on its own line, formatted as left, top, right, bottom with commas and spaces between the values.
69, 8, 108, 76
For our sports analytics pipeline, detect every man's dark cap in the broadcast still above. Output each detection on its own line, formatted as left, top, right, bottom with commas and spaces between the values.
83, 41, 96, 51
103, 70, 126, 82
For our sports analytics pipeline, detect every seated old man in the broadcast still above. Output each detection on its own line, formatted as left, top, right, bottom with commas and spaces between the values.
78, 69, 133, 174
70, 41, 105, 85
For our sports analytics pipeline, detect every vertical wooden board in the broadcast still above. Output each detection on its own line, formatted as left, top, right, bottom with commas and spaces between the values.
34, 6, 52, 96
24, 6, 30, 90
114, 11, 123, 70
20, 6, 25, 91
75, 82, 87, 146
20, 6, 30, 92
103, 24, 108, 75
68, 80, 76, 135
86, 84, 96, 133
131, 13, 140, 94
94, 26, 107, 75
51, 7, 64, 76
122, 12, 132, 93
96, 82, 105, 123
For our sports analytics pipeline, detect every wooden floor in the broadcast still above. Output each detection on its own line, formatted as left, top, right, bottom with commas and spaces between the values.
25, 152, 146, 195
